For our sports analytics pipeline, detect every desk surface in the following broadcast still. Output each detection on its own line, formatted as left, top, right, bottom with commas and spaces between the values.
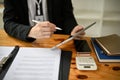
0, 29, 120, 80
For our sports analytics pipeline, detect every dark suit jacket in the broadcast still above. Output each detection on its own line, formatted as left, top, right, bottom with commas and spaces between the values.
3, 0, 78, 42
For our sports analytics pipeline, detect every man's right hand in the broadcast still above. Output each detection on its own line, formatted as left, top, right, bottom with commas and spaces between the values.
28, 21, 56, 39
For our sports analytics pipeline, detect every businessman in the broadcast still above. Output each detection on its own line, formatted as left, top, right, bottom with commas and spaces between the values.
3, 0, 84, 42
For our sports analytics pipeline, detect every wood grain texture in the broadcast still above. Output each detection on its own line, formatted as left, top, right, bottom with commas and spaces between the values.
0, 29, 120, 80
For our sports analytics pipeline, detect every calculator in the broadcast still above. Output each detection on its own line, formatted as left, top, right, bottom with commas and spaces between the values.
76, 56, 97, 70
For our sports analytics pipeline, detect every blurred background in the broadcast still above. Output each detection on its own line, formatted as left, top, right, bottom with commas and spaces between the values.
72, 0, 120, 37
0, 0, 3, 29
0, 0, 120, 37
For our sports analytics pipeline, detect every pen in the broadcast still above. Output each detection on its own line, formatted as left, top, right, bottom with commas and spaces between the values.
0, 46, 19, 66
51, 22, 96, 50
32, 20, 62, 30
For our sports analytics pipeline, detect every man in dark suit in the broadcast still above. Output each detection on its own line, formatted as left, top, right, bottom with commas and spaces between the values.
3, 0, 84, 42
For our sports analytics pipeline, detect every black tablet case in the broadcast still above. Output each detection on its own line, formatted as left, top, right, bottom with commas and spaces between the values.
0, 49, 72, 80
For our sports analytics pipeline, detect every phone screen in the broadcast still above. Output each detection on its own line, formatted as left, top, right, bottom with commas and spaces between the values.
74, 40, 91, 53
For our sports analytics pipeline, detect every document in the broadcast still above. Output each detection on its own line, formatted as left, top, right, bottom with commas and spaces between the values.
3, 47, 61, 80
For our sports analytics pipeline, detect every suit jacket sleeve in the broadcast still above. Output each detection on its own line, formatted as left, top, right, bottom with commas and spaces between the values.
62, 0, 78, 34
3, 0, 35, 42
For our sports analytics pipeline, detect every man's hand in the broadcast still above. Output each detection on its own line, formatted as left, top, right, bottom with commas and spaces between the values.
71, 25, 85, 39
28, 21, 56, 39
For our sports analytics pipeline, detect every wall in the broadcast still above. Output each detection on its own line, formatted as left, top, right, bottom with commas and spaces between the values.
72, 0, 120, 37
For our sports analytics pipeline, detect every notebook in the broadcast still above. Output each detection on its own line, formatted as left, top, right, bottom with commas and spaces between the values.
95, 34, 120, 56
91, 38, 120, 62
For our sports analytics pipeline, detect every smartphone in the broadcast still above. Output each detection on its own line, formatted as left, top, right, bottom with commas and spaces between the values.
74, 40, 91, 54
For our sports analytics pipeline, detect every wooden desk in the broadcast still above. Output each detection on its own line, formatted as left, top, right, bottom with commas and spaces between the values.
0, 29, 120, 80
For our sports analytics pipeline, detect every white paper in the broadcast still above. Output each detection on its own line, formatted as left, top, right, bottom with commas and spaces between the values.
3, 47, 61, 80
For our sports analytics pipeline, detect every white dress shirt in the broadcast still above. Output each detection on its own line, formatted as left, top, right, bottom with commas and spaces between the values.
27, 0, 48, 26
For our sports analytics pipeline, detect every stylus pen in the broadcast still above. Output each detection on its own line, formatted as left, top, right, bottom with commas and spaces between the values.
32, 20, 62, 30
51, 22, 96, 50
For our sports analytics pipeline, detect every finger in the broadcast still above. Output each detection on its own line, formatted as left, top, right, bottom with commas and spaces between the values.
41, 27, 55, 36
42, 32, 52, 38
44, 21, 56, 31
50, 23, 56, 31
75, 26, 84, 32
71, 26, 84, 35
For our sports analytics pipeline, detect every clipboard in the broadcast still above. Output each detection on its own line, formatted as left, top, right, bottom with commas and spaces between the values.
0, 46, 19, 80
0, 49, 72, 80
